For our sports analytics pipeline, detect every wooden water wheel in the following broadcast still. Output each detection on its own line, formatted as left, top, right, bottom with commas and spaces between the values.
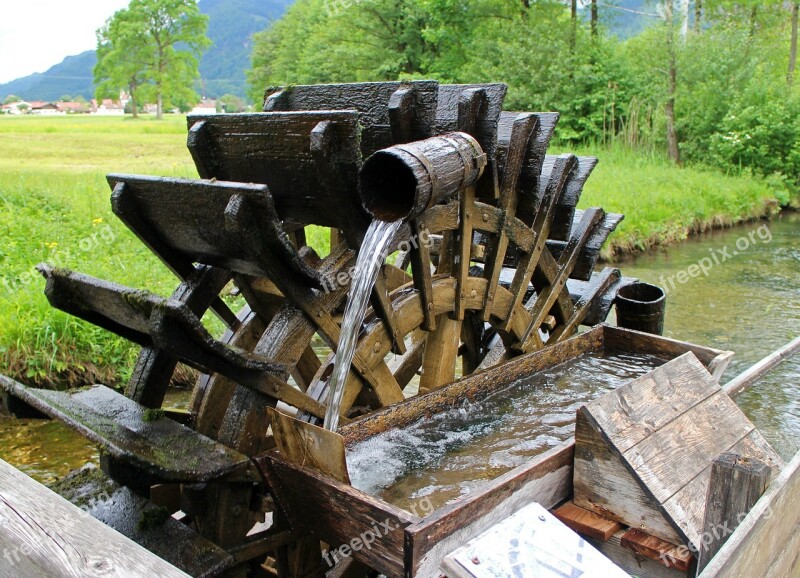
15, 81, 628, 576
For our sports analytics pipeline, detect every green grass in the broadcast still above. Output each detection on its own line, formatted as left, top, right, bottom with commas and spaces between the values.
0, 115, 787, 388
569, 144, 782, 257
0, 116, 194, 388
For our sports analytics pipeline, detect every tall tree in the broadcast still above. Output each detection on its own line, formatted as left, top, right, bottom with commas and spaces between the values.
95, 10, 150, 118
790, 3, 799, 86
94, 0, 210, 119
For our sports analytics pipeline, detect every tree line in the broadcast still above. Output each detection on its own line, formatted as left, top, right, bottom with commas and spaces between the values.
248, 0, 800, 196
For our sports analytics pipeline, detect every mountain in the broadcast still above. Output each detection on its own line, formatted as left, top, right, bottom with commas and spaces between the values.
0, 0, 291, 103
0, 51, 97, 103
199, 0, 292, 97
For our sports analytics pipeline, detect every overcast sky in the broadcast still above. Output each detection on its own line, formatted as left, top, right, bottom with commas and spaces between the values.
0, 0, 131, 84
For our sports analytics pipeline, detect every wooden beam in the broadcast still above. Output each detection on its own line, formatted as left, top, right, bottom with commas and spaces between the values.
697, 450, 800, 578
697, 453, 772, 572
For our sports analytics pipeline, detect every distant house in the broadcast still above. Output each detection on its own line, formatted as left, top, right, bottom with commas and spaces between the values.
1, 101, 31, 115
30, 102, 64, 115
56, 101, 89, 114
190, 98, 219, 115
91, 98, 125, 115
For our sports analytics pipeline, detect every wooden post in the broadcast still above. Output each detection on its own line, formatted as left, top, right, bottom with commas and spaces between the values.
697, 453, 772, 572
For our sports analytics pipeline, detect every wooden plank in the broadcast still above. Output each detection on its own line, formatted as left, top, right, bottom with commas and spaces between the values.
406, 443, 574, 577
263, 455, 420, 578
553, 501, 622, 541
662, 429, 784, 551
698, 450, 800, 578
697, 453, 773, 572
585, 352, 720, 454
0, 459, 191, 578
589, 529, 691, 578
623, 391, 756, 505
620, 529, 694, 572
546, 209, 624, 281
263, 80, 438, 156
268, 407, 350, 483
0, 378, 256, 484
549, 156, 599, 241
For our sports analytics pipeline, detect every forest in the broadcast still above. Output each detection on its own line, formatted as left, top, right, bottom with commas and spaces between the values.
248, 0, 800, 200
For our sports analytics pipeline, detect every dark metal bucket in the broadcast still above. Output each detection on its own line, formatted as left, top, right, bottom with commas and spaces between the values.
615, 282, 666, 335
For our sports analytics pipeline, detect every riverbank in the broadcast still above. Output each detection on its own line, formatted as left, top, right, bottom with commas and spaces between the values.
0, 115, 795, 388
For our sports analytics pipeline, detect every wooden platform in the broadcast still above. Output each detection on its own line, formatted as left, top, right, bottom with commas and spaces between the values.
0, 458, 190, 577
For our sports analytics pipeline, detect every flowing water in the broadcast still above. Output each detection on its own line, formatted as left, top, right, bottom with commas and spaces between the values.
324, 219, 402, 431
0, 214, 797, 492
347, 351, 665, 511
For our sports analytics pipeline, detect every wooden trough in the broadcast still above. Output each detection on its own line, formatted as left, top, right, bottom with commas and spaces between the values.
262, 325, 734, 577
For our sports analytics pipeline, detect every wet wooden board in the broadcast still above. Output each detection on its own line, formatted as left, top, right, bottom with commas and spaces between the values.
264, 80, 439, 156
185, 111, 362, 228
263, 456, 420, 578
0, 459, 191, 578
574, 353, 783, 550
0, 378, 257, 483
546, 208, 624, 280
620, 528, 694, 572
50, 465, 235, 578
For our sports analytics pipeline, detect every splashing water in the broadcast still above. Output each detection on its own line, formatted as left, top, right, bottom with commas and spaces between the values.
347, 351, 666, 511
324, 219, 403, 431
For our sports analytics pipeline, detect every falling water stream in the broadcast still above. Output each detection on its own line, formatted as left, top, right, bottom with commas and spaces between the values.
323, 218, 403, 431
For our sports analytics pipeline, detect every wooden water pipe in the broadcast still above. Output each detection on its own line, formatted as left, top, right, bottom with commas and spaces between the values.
359, 132, 487, 221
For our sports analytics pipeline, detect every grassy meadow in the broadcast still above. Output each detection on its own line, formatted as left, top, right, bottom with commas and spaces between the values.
0, 114, 786, 388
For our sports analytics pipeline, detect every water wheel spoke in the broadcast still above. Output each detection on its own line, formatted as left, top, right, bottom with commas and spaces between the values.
409, 219, 437, 331
454, 185, 476, 320
419, 315, 462, 394
550, 267, 621, 342
481, 113, 537, 321
517, 208, 605, 351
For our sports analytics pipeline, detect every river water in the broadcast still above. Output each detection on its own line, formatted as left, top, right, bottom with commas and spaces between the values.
1, 214, 797, 488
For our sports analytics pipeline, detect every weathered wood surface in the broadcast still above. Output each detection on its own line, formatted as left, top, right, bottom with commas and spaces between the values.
109, 174, 321, 283
263, 455, 420, 578
620, 528, 694, 572
723, 334, 800, 397
697, 450, 800, 578
268, 407, 350, 483
0, 377, 257, 483
697, 453, 772, 572
0, 459, 191, 578
552, 501, 622, 541
546, 208, 624, 281
50, 464, 236, 577
185, 111, 362, 228
574, 352, 784, 550
588, 529, 692, 578
263, 80, 439, 156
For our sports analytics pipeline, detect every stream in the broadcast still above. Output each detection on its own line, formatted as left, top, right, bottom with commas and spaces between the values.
0, 213, 797, 485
